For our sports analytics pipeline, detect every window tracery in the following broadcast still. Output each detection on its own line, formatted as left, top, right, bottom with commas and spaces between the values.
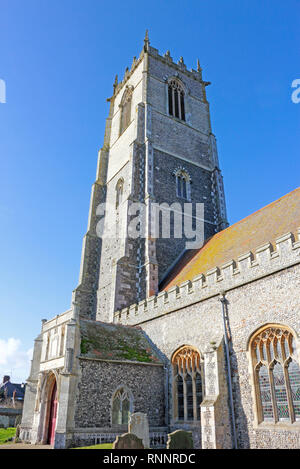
168, 79, 185, 121
172, 346, 203, 421
112, 387, 132, 425
251, 326, 300, 423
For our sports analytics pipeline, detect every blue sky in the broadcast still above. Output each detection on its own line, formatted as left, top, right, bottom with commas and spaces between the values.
0, 0, 299, 382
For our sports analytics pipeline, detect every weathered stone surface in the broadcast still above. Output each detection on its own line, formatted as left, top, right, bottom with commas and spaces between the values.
166, 430, 193, 449
113, 433, 144, 449
129, 412, 150, 448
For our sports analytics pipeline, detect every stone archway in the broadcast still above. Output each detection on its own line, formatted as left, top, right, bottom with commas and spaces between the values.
37, 371, 59, 445
47, 380, 58, 445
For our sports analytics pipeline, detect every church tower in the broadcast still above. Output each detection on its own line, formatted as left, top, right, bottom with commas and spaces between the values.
74, 33, 228, 322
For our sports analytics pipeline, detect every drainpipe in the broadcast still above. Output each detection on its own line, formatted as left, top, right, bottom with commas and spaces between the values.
219, 292, 238, 449
164, 365, 169, 431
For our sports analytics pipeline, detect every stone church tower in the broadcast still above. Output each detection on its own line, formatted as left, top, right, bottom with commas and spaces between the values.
74, 32, 228, 323
19, 34, 300, 450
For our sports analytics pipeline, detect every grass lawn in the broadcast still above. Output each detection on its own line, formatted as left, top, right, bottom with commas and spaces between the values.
0, 427, 16, 444
74, 443, 113, 449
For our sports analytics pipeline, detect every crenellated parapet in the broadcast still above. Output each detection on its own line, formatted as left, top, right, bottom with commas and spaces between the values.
111, 31, 208, 101
114, 228, 300, 326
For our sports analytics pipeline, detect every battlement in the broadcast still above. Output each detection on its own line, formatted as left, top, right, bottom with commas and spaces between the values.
114, 228, 300, 326
111, 32, 208, 100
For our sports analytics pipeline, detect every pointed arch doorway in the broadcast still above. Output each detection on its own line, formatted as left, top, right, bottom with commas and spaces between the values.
47, 380, 58, 445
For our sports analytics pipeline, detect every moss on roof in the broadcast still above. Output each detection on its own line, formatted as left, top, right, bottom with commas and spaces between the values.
79, 319, 162, 364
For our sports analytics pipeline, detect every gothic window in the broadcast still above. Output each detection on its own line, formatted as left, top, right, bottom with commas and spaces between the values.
168, 79, 185, 121
116, 178, 124, 208
120, 87, 133, 135
112, 387, 132, 425
172, 346, 203, 422
251, 326, 300, 424
175, 169, 191, 200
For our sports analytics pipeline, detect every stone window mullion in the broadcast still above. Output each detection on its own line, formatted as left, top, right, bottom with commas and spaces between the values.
284, 363, 295, 423
192, 372, 197, 421
173, 373, 179, 421
183, 376, 188, 421
269, 365, 278, 423
178, 88, 182, 120
172, 88, 175, 118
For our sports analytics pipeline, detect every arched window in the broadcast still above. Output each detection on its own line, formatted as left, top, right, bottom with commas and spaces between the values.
120, 87, 133, 135
168, 79, 185, 121
250, 325, 300, 424
116, 178, 124, 208
112, 387, 132, 425
172, 346, 203, 422
175, 169, 191, 200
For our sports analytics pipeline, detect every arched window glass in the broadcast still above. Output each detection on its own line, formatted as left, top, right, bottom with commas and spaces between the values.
177, 375, 184, 420
186, 375, 193, 421
288, 360, 300, 419
120, 88, 132, 135
196, 372, 202, 420
112, 388, 132, 425
273, 362, 289, 420
172, 346, 203, 422
168, 80, 185, 121
258, 365, 274, 420
251, 326, 300, 424
175, 170, 191, 200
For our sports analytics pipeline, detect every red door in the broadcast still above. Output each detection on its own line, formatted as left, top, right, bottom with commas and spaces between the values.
47, 381, 58, 445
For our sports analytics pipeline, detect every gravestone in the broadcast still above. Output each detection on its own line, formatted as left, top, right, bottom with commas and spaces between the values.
113, 433, 144, 449
128, 412, 150, 448
166, 430, 193, 449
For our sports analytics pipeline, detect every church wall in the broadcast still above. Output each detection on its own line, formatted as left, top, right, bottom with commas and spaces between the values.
227, 264, 300, 449
74, 359, 165, 429
123, 263, 300, 449
151, 112, 212, 168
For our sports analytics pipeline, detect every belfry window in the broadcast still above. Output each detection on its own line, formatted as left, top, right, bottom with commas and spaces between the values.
172, 346, 203, 422
112, 387, 132, 425
168, 79, 185, 121
250, 326, 300, 424
120, 87, 132, 135
175, 170, 191, 200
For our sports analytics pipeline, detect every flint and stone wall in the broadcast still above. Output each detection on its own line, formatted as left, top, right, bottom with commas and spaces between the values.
115, 230, 300, 448
74, 359, 166, 429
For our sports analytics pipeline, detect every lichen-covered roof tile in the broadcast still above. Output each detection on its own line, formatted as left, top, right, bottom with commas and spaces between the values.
161, 187, 300, 291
